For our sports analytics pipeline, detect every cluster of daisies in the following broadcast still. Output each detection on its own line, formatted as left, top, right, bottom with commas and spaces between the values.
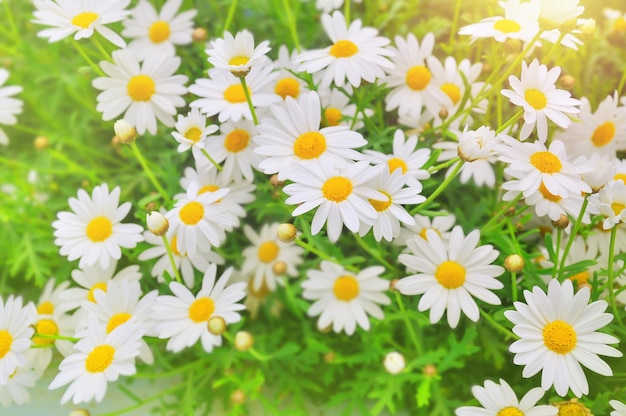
0, 0, 623, 412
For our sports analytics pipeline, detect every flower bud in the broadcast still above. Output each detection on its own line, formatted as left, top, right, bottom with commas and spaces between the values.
34, 136, 49, 150
234, 331, 254, 351
114, 119, 137, 144
559, 74, 575, 90
423, 364, 437, 377
438, 108, 448, 120
277, 223, 297, 243
69, 410, 90, 416
192, 27, 208, 42
383, 351, 405, 375
207, 316, 227, 335
324, 351, 335, 363
230, 389, 245, 405
272, 261, 287, 276
504, 254, 525, 273
146, 211, 169, 236
270, 174, 285, 188
552, 214, 570, 230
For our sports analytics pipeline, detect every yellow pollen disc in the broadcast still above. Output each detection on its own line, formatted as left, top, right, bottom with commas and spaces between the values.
322, 176, 353, 202
85, 344, 115, 373
248, 279, 271, 298
188, 297, 215, 322
330, 40, 358, 58
170, 235, 184, 257
530, 151, 562, 173
86, 216, 113, 242
33, 319, 59, 347
524, 88, 548, 110
184, 127, 203, 143
611, 202, 625, 216
229, 56, 250, 66
223, 84, 249, 103
539, 182, 561, 202
0, 330, 12, 359
369, 191, 392, 212
324, 107, 342, 126
275, 77, 300, 99
591, 121, 616, 147
106, 312, 132, 334
496, 407, 524, 416
224, 129, 250, 153
87, 282, 108, 303
293, 131, 327, 160
37, 301, 54, 315
71, 12, 98, 29
558, 402, 588, 416
148, 21, 171, 44
179, 201, 204, 225
615, 173, 626, 183
199, 184, 220, 194
493, 18, 522, 33
387, 158, 408, 174
258, 241, 280, 263
569, 270, 590, 285
614, 17, 626, 32
127, 75, 156, 102
543, 320, 577, 354
333, 275, 359, 301
435, 260, 466, 289
440, 83, 461, 105
405, 66, 432, 91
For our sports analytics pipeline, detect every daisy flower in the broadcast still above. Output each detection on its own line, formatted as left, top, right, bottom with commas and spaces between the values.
459, 0, 540, 43
171, 107, 219, 160
48, 314, 144, 405
206, 29, 271, 77
32, 0, 130, 47
315, 0, 361, 13
241, 223, 305, 292
254, 91, 367, 180
611, 400, 626, 416
301, 261, 390, 335
539, 0, 584, 30
501, 59, 580, 141
580, 154, 618, 192
203, 119, 260, 182
52, 184, 143, 269
505, 279, 622, 397
122, 0, 197, 62
588, 179, 626, 229
318, 87, 370, 129
93, 49, 188, 135
273, 44, 308, 101
0, 296, 36, 385
295, 11, 394, 88
455, 378, 558, 416
604, 8, 626, 33
396, 226, 504, 328
152, 265, 247, 353
0, 350, 41, 407
0, 69, 23, 146
283, 161, 386, 243
395, 212, 457, 247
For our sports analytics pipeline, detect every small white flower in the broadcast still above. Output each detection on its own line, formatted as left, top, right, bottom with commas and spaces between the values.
171, 107, 219, 159
203, 119, 260, 182
0, 296, 36, 385
589, 179, 626, 229
206, 29, 271, 77
395, 212, 457, 248
273, 45, 308, 101
318, 87, 370, 129
0, 350, 42, 408
539, 0, 584, 29
0, 69, 23, 145
383, 352, 406, 375
459, 0, 541, 43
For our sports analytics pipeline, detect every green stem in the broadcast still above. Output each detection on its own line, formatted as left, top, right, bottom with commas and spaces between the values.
240, 77, 259, 125
510, 272, 518, 303
344, 0, 351, 23
200, 148, 223, 171
496, 109, 523, 134
542, 31, 566, 64
71, 40, 105, 76
557, 197, 588, 280
294, 237, 357, 272
607, 226, 623, 326
448, 0, 462, 45
129, 142, 171, 204
353, 234, 401, 274
481, 193, 523, 233
394, 292, 423, 355
480, 310, 517, 339
554, 228, 562, 277
281, 274, 304, 318
411, 160, 464, 215
161, 235, 182, 284
281, 0, 301, 52
223, 0, 238, 34
34, 333, 79, 343
618, 70, 626, 96
92, 35, 112, 61
427, 157, 460, 174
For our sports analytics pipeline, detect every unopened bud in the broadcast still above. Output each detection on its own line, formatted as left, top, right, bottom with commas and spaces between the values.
552, 214, 570, 230
270, 174, 285, 188
389, 279, 400, 292
423, 364, 437, 377
34, 136, 49, 150
277, 223, 297, 243
192, 27, 208, 42
234, 331, 254, 351
504, 254, 525, 273
69, 410, 90, 416
324, 351, 335, 363
383, 351, 405, 375
145, 201, 157, 212
230, 389, 245, 405
114, 119, 137, 144
146, 211, 169, 236
438, 108, 448, 120
207, 316, 227, 335
231, 68, 251, 78
559, 74, 575, 90
272, 261, 287, 276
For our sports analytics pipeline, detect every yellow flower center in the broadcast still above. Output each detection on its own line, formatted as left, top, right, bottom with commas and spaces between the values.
33, 319, 59, 347
199, 184, 220, 194
224, 129, 250, 153
257, 241, 280, 263
324, 107, 342, 127
406, 66, 431, 91
188, 297, 215, 322
322, 176, 353, 202
530, 151, 562, 173
591, 122, 616, 147
539, 182, 561, 202
71, 12, 98, 29
275, 77, 300, 99
293, 131, 327, 160
86, 216, 113, 242
229, 56, 250, 66
524, 88, 548, 110
184, 127, 203, 143
611, 202, 625, 216
543, 320, 577, 354
85, 345, 115, 373
614, 173, 626, 183
179, 201, 204, 225
419, 228, 439, 240
558, 402, 588, 416
496, 407, 523, 416
37, 301, 54, 315
613, 17, 626, 32
127, 75, 156, 102
87, 282, 107, 303
569, 270, 590, 285
148, 21, 171, 44
106, 312, 132, 334
223, 84, 249, 103
493, 18, 522, 33
333, 275, 359, 301
0, 330, 12, 359
330, 40, 358, 58
435, 260, 466, 289
370, 191, 392, 212
171, 235, 184, 257
387, 158, 408, 174
440, 83, 461, 105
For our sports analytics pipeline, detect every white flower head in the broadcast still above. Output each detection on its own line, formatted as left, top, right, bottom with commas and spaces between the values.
0, 296, 36, 385
171, 107, 219, 159
273, 44, 308, 101
318, 86, 370, 129
0, 69, 23, 145
457, 125, 502, 162
206, 29, 271, 77
395, 212, 456, 248
589, 179, 626, 229
539, 0, 584, 30
0, 350, 42, 408
459, 0, 541, 43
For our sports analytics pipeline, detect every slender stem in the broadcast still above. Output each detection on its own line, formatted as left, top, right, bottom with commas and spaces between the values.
92, 36, 112, 61
554, 228, 562, 277
34, 333, 79, 343
510, 272, 518, 303
3, 0, 18, 39
480, 309, 517, 339
411, 160, 464, 215
161, 235, 182, 284
542, 31, 566, 64
281, 0, 301, 52
607, 226, 623, 326
200, 148, 223, 171
240, 77, 259, 125
448, 0, 462, 45
71, 40, 105, 76
353, 234, 401, 274
344, 0, 351, 23
294, 237, 357, 272
496, 109, 523, 134
129, 142, 171, 204
223, 0, 238, 34
427, 157, 460, 174
618, 70, 626, 96
557, 197, 588, 280
481, 193, 523, 233
394, 292, 423, 355
281, 274, 303, 318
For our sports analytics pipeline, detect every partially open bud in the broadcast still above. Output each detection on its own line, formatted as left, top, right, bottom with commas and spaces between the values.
114, 119, 137, 144
207, 316, 227, 335
192, 27, 208, 42
277, 223, 297, 243
552, 214, 570, 230
383, 351, 405, 375
34, 136, 49, 150
272, 261, 287, 276
230, 389, 245, 405
234, 331, 254, 351
146, 211, 169, 236
504, 254, 525, 273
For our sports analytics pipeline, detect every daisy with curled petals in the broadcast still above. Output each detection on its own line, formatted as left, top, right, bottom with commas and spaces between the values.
588, 179, 626, 230
33, 0, 130, 47
283, 161, 386, 243
203, 119, 260, 182
458, 0, 540, 44
611, 400, 626, 416
501, 59, 581, 141
92, 49, 188, 135
0, 69, 23, 145
52, 184, 144, 269
505, 279, 622, 397
171, 107, 218, 161
255, 91, 367, 180
0, 296, 36, 385
395, 226, 504, 328
122, 0, 197, 62
301, 261, 390, 335
455, 378, 558, 416
151, 264, 247, 353
48, 314, 144, 405
395, 212, 456, 248
206, 29, 271, 77
295, 11, 394, 88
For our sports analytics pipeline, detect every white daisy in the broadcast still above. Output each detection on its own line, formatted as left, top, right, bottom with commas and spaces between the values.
610, 400, 626, 416
0, 69, 23, 146
505, 279, 622, 397
152, 264, 247, 353
52, 184, 144, 269
0, 350, 41, 408
295, 11, 394, 88
203, 119, 260, 182
396, 226, 504, 328
395, 212, 457, 247
273, 44, 308, 101
501, 59, 581, 141
604, 8, 626, 32
580, 154, 618, 192
0, 296, 36, 385
539, 0, 584, 30
254, 91, 367, 180
301, 261, 390, 335
92, 49, 188, 135
283, 161, 386, 243
122, 0, 197, 62
32, 0, 130, 47
171, 107, 219, 160
206, 29, 271, 77
455, 378, 558, 416
459, 0, 541, 43
318, 87, 370, 129
588, 179, 626, 229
